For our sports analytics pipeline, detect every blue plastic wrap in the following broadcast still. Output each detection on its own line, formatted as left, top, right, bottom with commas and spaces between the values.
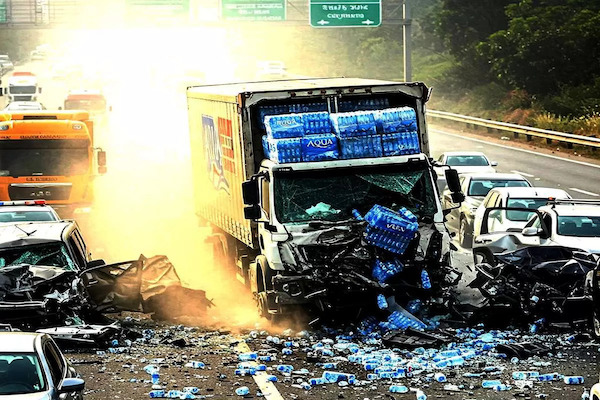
381, 131, 421, 156
262, 135, 270, 159
339, 135, 382, 159
377, 107, 417, 133
301, 134, 339, 161
363, 205, 418, 254
267, 137, 302, 163
302, 112, 333, 135
265, 114, 304, 139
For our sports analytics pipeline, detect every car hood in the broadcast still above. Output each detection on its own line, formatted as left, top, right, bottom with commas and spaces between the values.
0, 390, 52, 400
552, 236, 600, 254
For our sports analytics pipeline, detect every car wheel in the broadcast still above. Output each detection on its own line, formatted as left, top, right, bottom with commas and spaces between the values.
459, 218, 473, 249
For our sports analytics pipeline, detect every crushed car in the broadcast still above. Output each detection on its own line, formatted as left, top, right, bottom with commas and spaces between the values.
0, 221, 212, 332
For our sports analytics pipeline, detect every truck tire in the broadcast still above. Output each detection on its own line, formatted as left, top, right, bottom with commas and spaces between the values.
593, 310, 600, 340
459, 217, 473, 249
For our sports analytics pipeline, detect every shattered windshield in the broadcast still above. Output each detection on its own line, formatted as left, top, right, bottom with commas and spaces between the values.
0, 353, 46, 395
0, 242, 77, 271
274, 161, 437, 223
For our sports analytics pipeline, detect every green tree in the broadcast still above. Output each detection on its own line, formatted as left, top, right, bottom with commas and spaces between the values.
478, 0, 600, 99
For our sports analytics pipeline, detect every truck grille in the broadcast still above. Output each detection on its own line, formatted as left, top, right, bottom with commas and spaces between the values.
9, 183, 72, 201
13, 96, 32, 101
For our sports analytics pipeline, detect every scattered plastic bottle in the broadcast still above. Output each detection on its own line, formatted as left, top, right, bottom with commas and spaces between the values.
389, 385, 409, 393
276, 365, 294, 373
185, 361, 205, 369
482, 380, 503, 388
564, 376, 585, 385
149, 390, 165, 398
434, 372, 447, 382
582, 388, 590, 400
258, 355, 272, 362
416, 389, 427, 400
166, 390, 182, 398
282, 348, 293, 355
235, 386, 250, 396
265, 375, 278, 382
238, 352, 258, 361
421, 269, 432, 289
493, 384, 511, 391
183, 387, 199, 394
151, 372, 160, 385
377, 294, 388, 310
309, 377, 326, 385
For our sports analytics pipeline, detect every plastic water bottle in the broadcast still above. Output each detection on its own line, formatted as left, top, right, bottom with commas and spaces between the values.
258, 355, 272, 362
238, 352, 258, 361
421, 269, 432, 289
416, 389, 427, 400
276, 365, 294, 373
282, 348, 293, 355
151, 372, 160, 384
309, 377, 327, 385
389, 385, 409, 393
564, 376, 585, 385
406, 299, 422, 314
377, 294, 388, 309
493, 384, 511, 391
144, 365, 159, 374
235, 386, 250, 396
482, 380, 502, 388
149, 390, 165, 398
434, 372, 447, 382
166, 390, 182, 398
323, 371, 356, 384
265, 375, 278, 382
185, 361, 205, 369
183, 387, 199, 394
582, 388, 590, 400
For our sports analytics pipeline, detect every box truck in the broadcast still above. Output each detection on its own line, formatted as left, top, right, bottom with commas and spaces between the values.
187, 78, 463, 321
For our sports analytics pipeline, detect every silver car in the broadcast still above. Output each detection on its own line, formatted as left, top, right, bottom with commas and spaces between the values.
442, 173, 531, 247
0, 331, 84, 399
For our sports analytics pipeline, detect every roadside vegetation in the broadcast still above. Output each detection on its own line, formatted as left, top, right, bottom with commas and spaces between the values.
411, 0, 600, 138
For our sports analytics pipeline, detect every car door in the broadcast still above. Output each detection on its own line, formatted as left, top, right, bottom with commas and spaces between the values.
42, 339, 73, 399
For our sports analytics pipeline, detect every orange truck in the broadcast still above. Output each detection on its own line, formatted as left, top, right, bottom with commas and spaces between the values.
0, 111, 106, 218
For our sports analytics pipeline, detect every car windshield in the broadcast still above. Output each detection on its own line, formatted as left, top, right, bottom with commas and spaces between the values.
506, 198, 551, 221
9, 86, 36, 95
0, 211, 57, 223
274, 161, 438, 223
557, 216, 600, 237
468, 179, 530, 197
0, 242, 77, 270
0, 139, 89, 177
0, 353, 46, 395
445, 155, 489, 167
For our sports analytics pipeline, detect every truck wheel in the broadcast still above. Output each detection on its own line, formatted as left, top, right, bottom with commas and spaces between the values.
257, 292, 270, 319
459, 218, 473, 249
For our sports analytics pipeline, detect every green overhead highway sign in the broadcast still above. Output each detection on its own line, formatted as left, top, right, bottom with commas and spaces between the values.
0, 0, 6, 24
221, 0, 286, 21
309, 0, 381, 27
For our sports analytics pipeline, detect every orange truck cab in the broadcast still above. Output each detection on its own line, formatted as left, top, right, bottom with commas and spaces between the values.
0, 111, 106, 218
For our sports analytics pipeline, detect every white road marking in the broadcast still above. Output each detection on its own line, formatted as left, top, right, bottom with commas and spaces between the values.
431, 128, 600, 170
236, 341, 285, 400
569, 188, 600, 197
510, 170, 535, 177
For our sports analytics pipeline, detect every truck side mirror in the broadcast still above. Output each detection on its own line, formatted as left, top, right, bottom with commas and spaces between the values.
97, 150, 107, 174
242, 180, 259, 205
244, 204, 261, 220
445, 168, 465, 203
38, 87, 42, 94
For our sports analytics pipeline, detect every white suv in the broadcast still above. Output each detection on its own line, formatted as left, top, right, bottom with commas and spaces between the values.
473, 199, 600, 265
472, 187, 572, 238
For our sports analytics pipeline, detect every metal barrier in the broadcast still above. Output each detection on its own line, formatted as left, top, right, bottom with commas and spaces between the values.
428, 109, 600, 149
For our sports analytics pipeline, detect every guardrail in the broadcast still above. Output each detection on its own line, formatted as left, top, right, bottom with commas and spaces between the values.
428, 109, 600, 150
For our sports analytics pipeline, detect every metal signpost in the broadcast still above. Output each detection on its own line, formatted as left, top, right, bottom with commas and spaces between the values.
309, 0, 381, 27
221, 0, 286, 21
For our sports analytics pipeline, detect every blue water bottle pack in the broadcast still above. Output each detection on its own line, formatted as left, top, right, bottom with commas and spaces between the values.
265, 113, 305, 139
269, 137, 302, 163
302, 112, 332, 135
301, 134, 339, 161
363, 205, 418, 254
339, 135, 382, 159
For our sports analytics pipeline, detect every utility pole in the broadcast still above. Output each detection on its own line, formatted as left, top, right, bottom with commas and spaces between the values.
402, 0, 412, 82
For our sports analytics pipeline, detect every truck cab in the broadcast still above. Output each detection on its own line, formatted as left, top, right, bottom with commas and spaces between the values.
2, 72, 41, 103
